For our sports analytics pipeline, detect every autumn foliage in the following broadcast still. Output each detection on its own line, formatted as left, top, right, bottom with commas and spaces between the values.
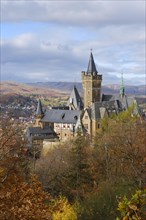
0, 175, 52, 220
117, 189, 146, 220
0, 119, 77, 220
0, 111, 146, 220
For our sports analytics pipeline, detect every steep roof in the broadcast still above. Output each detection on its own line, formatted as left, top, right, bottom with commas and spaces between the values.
102, 94, 114, 102
67, 86, 83, 110
41, 109, 81, 124
102, 94, 136, 111
87, 52, 98, 74
27, 126, 58, 140
28, 126, 54, 135
91, 100, 119, 119
36, 99, 44, 116
93, 93, 139, 120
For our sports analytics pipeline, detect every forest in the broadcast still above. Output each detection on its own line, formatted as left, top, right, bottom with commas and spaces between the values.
0, 108, 146, 220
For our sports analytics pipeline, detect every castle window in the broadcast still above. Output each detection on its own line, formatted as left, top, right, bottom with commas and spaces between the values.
93, 81, 96, 86
84, 124, 88, 130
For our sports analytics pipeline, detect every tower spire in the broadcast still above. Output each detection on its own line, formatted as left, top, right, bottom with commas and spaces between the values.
36, 99, 44, 116
82, 51, 102, 108
120, 72, 125, 98
87, 50, 98, 74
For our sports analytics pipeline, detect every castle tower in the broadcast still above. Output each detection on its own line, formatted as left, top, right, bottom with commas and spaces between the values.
82, 51, 102, 108
35, 99, 44, 127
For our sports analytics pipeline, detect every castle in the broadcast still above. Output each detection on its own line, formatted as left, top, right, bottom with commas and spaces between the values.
26, 52, 139, 148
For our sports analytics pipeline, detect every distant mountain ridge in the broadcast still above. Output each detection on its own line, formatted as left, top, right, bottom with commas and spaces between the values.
1, 81, 146, 96
27, 81, 146, 96
0, 81, 66, 96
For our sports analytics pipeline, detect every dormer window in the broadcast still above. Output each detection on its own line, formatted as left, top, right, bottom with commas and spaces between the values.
74, 116, 78, 120
70, 98, 73, 104
61, 113, 65, 119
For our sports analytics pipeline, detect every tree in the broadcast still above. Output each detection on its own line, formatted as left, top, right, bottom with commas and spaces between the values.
116, 189, 146, 220
0, 173, 78, 220
0, 175, 52, 220
53, 196, 77, 220
0, 119, 50, 219
35, 132, 95, 201
0, 118, 77, 220
66, 131, 94, 201
35, 142, 72, 197
0, 118, 29, 184
94, 113, 146, 188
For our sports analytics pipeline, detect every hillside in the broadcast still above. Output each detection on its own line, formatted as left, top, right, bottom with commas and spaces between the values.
1, 81, 146, 97
0, 81, 67, 97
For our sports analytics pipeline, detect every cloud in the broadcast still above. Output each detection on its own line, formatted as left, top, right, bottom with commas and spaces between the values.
1, 1, 145, 26
1, 1, 145, 85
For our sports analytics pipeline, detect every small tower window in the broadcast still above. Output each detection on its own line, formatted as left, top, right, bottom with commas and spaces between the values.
70, 98, 73, 104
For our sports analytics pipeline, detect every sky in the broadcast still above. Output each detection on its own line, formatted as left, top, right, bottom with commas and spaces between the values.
1, 0, 145, 85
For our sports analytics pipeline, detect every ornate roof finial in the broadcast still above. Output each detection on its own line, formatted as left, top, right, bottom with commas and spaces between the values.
120, 72, 125, 98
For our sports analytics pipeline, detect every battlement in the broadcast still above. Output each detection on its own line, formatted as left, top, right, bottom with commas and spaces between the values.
82, 71, 102, 80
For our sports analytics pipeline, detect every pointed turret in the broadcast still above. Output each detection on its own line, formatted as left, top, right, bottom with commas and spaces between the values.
87, 51, 98, 74
36, 99, 44, 116
120, 72, 125, 98
67, 85, 83, 110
